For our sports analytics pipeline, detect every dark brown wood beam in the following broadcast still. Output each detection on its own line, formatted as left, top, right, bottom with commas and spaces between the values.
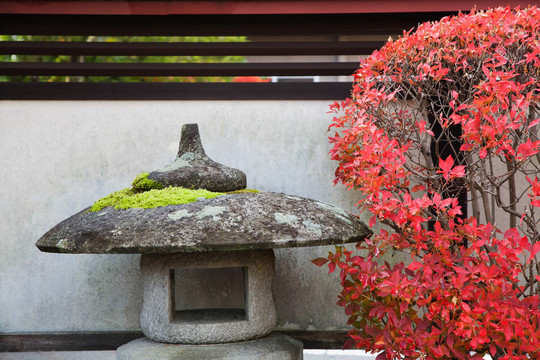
0, 332, 144, 352
0, 331, 348, 352
0, 41, 384, 56
284, 330, 349, 350
0, 82, 353, 100
0, 61, 358, 77
0, 13, 456, 36
0, 0, 519, 15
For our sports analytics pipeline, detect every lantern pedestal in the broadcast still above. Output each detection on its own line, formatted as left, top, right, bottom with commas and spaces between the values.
116, 333, 303, 360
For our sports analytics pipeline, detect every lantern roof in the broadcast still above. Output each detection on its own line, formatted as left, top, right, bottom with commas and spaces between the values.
36, 124, 371, 254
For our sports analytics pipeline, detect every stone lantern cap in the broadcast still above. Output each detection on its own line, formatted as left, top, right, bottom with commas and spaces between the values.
147, 124, 246, 192
36, 124, 371, 254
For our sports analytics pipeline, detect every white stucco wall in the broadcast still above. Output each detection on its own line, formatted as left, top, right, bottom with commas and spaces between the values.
0, 100, 365, 334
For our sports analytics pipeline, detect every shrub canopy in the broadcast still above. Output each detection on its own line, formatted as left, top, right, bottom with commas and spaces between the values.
318, 6, 540, 360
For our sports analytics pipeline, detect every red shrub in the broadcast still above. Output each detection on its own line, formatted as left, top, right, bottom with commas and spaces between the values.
315, 7, 540, 359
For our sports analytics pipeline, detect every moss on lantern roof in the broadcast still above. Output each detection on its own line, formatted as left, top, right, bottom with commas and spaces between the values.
131, 172, 164, 192
89, 172, 258, 212
89, 187, 225, 212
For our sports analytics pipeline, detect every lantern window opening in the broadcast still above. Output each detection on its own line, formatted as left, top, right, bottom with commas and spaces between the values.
169, 266, 248, 323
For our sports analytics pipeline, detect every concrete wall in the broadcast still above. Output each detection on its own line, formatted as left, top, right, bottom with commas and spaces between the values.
0, 100, 365, 334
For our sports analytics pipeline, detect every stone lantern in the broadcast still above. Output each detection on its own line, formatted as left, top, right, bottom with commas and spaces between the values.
36, 124, 371, 359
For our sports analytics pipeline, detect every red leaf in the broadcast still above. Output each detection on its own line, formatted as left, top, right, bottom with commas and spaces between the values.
437, 155, 454, 180
328, 262, 336, 273
456, 103, 467, 111
312, 258, 329, 267
489, 344, 497, 357
479, 147, 488, 159
440, 155, 454, 173
528, 117, 540, 129
451, 165, 466, 178
399, 300, 409, 314
504, 324, 513, 341
431, 346, 444, 357
529, 242, 540, 262
369, 215, 377, 228
411, 184, 425, 192
408, 261, 423, 270
517, 139, 538, 158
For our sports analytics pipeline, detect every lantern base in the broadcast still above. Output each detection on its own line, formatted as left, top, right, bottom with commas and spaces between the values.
116, 333, 303, 360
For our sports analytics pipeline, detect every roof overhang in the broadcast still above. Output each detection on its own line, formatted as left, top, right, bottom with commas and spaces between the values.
0, 0, 533, 15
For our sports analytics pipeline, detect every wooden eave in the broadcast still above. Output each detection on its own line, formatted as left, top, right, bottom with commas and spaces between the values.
0, 0, 534, 15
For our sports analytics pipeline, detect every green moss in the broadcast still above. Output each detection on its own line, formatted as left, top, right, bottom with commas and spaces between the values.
88, 172, 259, 212
131, 172, 163, 192
227, 188, 260, 194
89, 187, 225, 212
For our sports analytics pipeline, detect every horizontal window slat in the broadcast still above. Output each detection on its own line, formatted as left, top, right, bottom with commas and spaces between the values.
0, 13, 454, 36
0, 41, 384, 56
0, 82, 352, 100
0, 61, 358, 76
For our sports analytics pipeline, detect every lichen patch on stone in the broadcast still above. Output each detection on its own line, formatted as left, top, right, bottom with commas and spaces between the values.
302, 220, 322, 237
196, 205, 226, 221
168, 209, 194, 221
96, 208, 110, 216
315, 201, 352, 225
55, 238, 70, 250
157, 152, 196, 172
274, 212, 299, 225
285, 195, 302, 201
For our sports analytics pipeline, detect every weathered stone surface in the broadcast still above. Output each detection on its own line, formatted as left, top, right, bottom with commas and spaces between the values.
140, 250, 276, 344
36, 191, 371, 254
116, 333, 303, 360
147, 124, 246, 192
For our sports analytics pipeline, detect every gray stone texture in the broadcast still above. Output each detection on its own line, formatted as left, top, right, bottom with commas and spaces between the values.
116, 333, 303, 360
36, 191, 371, 254
147, 123, 247, 192
139, 250, 276, 344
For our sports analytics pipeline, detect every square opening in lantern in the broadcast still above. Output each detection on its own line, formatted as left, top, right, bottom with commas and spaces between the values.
170, 266, 247, 323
